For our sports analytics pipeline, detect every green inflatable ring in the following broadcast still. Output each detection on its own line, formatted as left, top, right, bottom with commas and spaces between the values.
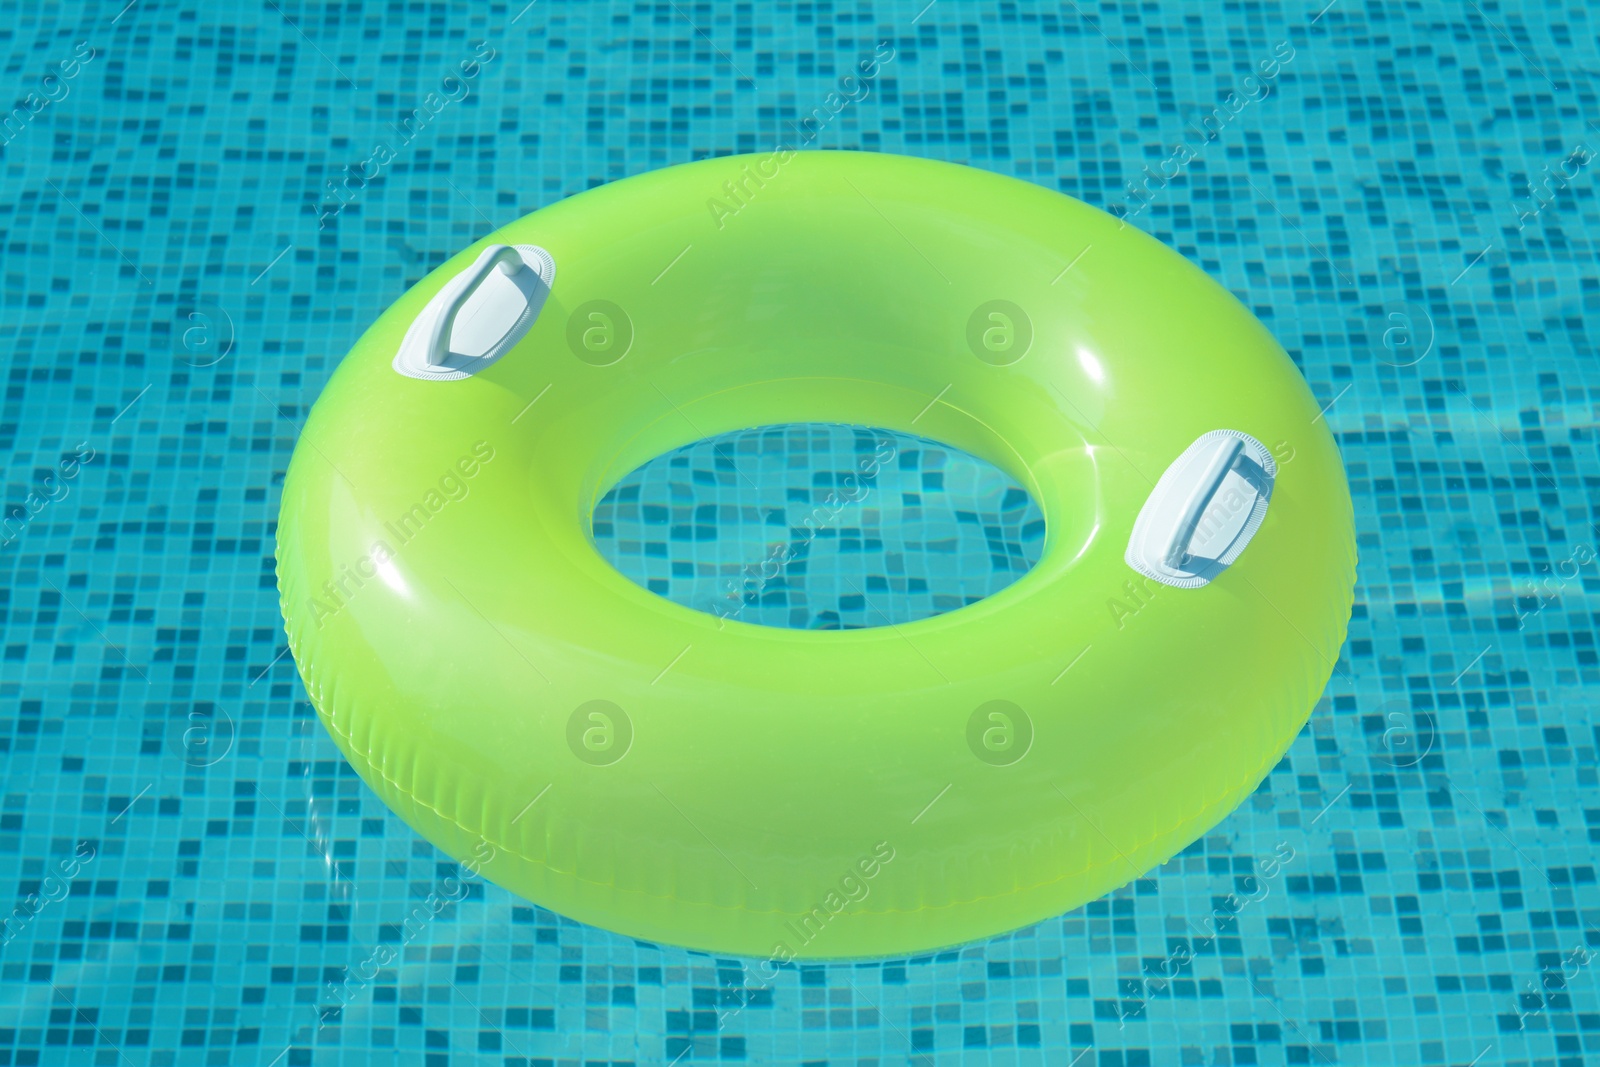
277, 151, 1355, 960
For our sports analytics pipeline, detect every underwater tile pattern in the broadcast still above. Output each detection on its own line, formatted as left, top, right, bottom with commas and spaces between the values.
1, 0, 1598, 1064
591, 424, 1046, 629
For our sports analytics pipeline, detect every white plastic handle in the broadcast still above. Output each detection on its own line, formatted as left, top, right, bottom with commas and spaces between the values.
425, 245, 526, 367
1161, 435, 1243, 568
392, 242, 555, 381
1124, 429, 1276, 589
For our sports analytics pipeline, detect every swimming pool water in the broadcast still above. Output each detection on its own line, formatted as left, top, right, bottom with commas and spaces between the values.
2, 1, 1599, 1064
592, 423, 1046, 629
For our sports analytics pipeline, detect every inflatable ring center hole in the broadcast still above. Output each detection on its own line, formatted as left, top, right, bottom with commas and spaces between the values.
590, 422, 1046, 629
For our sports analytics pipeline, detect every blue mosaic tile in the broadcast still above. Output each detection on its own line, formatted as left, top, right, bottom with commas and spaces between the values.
592, 423, 1046, 629
2, 0, 1599, 1064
